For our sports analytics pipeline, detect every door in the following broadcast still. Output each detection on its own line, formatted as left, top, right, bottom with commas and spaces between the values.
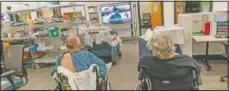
151, 1, 163, 29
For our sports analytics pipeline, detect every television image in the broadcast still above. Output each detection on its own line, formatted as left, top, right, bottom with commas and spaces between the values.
101, 3, 131, 24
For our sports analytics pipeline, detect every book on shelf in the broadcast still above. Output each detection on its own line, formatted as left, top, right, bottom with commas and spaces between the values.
210, 20, 228, 38
216, 32, 228, 35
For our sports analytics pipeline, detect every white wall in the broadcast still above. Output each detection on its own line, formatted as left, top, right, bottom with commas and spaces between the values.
163, 2, 175, 27
212, 1, 228, 12
139, 2, 151, 19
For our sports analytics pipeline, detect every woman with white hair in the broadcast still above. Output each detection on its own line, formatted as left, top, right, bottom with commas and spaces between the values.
138, 32, 202, 89
55, 34, 107, 78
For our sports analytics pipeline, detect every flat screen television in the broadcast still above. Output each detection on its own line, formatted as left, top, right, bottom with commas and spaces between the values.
101, 3, 131, 24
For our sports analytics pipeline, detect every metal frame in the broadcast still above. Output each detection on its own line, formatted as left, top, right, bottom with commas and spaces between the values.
3, 3, 88, 69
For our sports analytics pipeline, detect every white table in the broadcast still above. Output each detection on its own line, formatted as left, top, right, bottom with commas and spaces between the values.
193, 36, 227, 42
193, 35, 228, 71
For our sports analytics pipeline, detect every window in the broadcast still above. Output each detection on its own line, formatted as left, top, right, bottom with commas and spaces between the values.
185, 1, 201, 13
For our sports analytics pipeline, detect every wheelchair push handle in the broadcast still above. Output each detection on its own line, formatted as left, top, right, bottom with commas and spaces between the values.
51, 69, 57, 76
138, 68, 144, 80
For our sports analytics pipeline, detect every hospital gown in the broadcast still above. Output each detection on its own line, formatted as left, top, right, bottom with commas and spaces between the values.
55, 51, 107, 78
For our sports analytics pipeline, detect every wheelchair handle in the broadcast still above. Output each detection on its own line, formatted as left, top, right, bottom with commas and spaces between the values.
138, 68, 144, 80
93, 66, 97, 73
51, 69, 57, 76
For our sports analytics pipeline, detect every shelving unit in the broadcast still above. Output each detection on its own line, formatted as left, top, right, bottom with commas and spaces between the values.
88, 6, 99, 25
2, 4, 88, 69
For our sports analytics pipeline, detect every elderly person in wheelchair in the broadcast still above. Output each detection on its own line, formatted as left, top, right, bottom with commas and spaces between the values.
52, 34, 110, 90
137, 33, 202, 90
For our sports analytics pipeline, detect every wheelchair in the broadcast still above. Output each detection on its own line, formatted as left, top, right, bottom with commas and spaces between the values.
136, 68, 199, 90
51, 65, 111, 90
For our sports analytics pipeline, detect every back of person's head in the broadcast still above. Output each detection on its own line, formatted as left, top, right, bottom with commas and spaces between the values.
65, 34, 81, 51
149, 32, 174, 59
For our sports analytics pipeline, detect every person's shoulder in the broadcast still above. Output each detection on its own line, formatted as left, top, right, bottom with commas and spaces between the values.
178, 54, 193, 59
79, 51, 94, 55
139, 55, 158, 67
140, 55, 157, 62
141, 55, 152, 59
141, 55, 156, 59
174, 54, 195, 61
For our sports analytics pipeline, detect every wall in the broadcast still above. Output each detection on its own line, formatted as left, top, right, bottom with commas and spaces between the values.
139, 2, 151, 19
1, 0, 228, 54
163, 2, 175, 27
212, 1, 228, 12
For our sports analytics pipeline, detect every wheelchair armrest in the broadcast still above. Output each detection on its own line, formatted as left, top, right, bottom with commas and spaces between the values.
1, 70, 16, 77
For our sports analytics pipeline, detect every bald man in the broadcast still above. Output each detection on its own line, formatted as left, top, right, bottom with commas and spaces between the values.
55, 34, 107, 78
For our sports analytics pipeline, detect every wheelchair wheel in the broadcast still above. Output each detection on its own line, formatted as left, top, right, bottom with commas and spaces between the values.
101, 80, 107, 90
136, 84, 143, 90
220, 77, 225, 82
53, 85, 61, 90
118, 51, 122, 57
107, 82, 111, 90
112, 62, 116, 65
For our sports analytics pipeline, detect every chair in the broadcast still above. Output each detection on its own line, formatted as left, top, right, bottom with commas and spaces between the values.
220, 42, 228, 82
142, 13, 151, 25
1, 45, 28, 90
87, 31, 121, 65
88, 42, 120, 65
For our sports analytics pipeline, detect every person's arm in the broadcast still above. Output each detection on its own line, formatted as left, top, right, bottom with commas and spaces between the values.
87, 52, 107, 78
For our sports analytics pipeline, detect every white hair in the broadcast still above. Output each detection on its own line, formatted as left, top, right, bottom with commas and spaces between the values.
148, 32, 175, 59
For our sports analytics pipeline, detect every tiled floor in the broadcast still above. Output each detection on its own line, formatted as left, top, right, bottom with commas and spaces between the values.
19, 40, 228, 90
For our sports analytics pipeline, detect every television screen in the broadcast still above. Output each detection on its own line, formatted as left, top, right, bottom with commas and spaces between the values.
101, 3, 131, 24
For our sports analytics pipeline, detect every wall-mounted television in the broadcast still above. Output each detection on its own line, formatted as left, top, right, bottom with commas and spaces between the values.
101, 3, 131, 24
